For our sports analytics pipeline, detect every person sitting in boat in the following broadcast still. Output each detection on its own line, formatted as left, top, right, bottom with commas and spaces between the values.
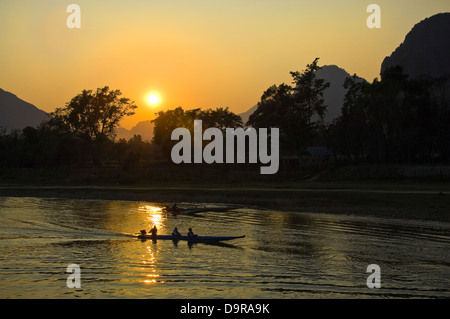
149, 225, 158, 237
140, 229, 147, 236
187, 228, 197, 238
172, 203, 179, 211
172, 227, 181, 237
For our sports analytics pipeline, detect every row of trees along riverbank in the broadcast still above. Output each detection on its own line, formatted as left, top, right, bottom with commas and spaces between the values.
0, 59, 449, 180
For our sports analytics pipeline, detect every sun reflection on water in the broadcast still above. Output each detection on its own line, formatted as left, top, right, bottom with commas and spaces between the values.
141, 241, 164, 284
136, 205, 166, 285
141, 244, 163, 284
138, 205, 165, 231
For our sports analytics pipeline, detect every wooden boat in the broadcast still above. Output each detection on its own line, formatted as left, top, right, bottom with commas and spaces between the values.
137, 234, 245, 242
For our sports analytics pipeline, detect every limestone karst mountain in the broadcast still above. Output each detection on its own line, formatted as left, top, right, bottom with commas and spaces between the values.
240, 64, 366, 124
0, 88, 49, 132
381, 13, 450, 79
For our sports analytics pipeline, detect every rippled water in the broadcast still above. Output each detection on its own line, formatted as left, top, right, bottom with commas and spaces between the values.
0, 197, 449, 298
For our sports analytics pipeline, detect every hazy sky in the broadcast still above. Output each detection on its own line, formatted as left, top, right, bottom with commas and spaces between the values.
1, 0, 449, 128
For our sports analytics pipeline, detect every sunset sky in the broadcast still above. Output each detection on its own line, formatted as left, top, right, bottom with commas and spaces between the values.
1, 0, 449, 129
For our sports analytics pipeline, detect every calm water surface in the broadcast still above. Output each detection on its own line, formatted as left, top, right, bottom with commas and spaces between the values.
0, 197, 449, 298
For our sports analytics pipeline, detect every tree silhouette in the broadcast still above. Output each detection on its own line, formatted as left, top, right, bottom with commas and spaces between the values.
53, 86, 137, 142
151, 106, 243, 160
328, 66, 450, 164
290, 58, 330, 127
247, 58, 330, 156
200, 107, 243, 131
52, 86, 137, 166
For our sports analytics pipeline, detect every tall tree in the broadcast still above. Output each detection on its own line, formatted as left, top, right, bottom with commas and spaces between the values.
327, 75, 370, 162
152, 107, 201, 158
200, 107, 243, 131
52, 86, 137, 165
53, 86, 137, 142
247, 58, 330, 156
152, 106, 243, 160
290, 58, 330, 128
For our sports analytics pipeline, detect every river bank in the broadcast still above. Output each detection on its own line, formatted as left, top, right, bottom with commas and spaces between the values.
1, 182, 449, 222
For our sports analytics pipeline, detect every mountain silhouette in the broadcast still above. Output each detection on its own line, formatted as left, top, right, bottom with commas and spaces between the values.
0, 88, 49, 132
316, 65, 366, 123
115, 120, 154, 142
381, 13, 450, 79
240, 65, 366, 124
239, 105, 258, 124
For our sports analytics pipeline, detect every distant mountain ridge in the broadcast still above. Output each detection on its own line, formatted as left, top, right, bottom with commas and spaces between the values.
0, 88, 49, 132
115, 120, 154, 142
239, 65, 366, 125
316, 65, 365, 123
0, 64, 362, 139
381, 13, 450, 79
239, 105, 257, 124
8, 13, 447, 139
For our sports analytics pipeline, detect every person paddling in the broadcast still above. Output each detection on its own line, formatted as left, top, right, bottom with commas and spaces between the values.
149, 225, 158, 237
172, 227, 181, 238
187, 228, 197, 238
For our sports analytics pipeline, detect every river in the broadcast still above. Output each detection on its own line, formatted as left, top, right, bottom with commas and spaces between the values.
0, 197, 449, 298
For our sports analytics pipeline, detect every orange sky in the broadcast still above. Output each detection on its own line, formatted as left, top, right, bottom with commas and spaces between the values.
1, 0, 449, 129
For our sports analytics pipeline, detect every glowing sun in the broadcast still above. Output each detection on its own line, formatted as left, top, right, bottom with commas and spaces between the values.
146, 93, 161, 106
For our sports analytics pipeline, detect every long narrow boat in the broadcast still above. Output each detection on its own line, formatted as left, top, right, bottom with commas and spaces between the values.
137, 234, 245, 242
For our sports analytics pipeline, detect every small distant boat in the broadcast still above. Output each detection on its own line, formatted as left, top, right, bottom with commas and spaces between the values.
137, 234, 246, 242
163, 206, 241, 215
